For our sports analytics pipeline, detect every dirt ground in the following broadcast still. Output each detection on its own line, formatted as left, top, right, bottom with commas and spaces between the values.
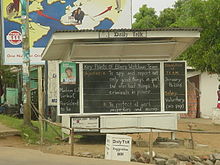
1, 118, 220, 157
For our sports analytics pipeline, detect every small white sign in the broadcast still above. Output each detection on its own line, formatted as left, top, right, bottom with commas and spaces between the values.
48, 61, 58, 106
105, 134, 132, 162
99, 31, 147, 39
71, 117, 99, 132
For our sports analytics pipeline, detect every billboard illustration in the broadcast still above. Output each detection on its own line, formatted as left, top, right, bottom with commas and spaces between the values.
1, 0, 132, 65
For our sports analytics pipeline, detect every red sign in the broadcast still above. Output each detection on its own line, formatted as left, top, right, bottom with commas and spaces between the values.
6, 30, 22, 45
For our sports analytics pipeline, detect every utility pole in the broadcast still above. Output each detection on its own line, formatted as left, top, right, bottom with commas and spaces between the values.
21, 0, 31, 125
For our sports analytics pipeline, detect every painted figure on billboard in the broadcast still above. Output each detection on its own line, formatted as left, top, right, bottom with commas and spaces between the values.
6, 0, 20, 16
115, 0, 122, 13
71, 7, 85, 24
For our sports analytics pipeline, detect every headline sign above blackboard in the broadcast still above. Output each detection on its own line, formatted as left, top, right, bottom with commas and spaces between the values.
99, 31, 147, 39
58, 62, 187, 115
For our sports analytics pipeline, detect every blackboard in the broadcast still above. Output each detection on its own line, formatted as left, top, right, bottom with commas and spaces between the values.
83, 63, 161, 113
59, 64, 80, 114
164, 62, 186, 112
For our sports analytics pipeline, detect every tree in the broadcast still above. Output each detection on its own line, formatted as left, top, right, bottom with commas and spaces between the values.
132, 0, 220, 74
132, 5, 159, 29
158, 8, 176, 27
175, 0, 220, 73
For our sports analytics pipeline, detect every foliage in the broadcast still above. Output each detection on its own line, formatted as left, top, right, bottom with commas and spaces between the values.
175, 0, 220, 73
0, 64, 17, 86
132, 0, 220, 73
158, 8, 176, 28
0, 114, 62, 144
132, 5, 159, 29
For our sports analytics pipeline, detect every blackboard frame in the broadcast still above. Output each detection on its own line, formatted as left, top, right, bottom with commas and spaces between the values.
57, 61, 187, 115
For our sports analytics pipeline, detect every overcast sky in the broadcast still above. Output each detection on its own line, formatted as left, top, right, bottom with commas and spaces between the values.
132, 0, 177, 16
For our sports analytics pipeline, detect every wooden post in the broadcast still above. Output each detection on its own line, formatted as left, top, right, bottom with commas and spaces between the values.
171, 132, 176, 140
38, 66, 44, 145
149, 129, 153, 163
188, 124, 195, 149
70, 128, 74, 156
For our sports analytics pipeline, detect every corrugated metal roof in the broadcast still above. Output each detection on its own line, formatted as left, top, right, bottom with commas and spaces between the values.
55, 28, 202, 33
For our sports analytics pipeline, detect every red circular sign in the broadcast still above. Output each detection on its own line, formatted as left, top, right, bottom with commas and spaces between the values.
6, 30, 22, 45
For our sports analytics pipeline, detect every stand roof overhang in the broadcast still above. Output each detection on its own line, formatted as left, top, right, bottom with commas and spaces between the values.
42, 28, 201, 61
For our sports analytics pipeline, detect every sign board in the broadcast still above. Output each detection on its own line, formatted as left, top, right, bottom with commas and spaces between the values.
59, 62, 80, 114
58, 62, 187, 115
105, 134, 132, 162
48, 61, 59, 106
99, 31, 147, 39
71, 117, 99, 132
83, 63, 161, 113
1, 0, 132, 65
164, 62, 186, 111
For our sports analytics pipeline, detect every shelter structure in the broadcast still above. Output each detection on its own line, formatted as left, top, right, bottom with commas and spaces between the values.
42, 28, 201, 135
42, 28, 200, 61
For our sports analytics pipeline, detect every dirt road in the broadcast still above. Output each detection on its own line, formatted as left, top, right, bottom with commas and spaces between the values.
1, 118, 220, 158
0, 147, 142, 165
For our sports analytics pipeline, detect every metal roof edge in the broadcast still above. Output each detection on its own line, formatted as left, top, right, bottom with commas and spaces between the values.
55, 28, 202, 33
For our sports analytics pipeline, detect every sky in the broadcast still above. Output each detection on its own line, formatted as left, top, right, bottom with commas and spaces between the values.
132, 0, 177, 16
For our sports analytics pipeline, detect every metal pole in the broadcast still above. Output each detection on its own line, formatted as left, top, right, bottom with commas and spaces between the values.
45, 61, 48, 131
149, 129, 153, 163
38, 66, 44, 144
21, 0, 31, 125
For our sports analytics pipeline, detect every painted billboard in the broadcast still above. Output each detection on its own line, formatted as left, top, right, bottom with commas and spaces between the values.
1, 0, 132, 65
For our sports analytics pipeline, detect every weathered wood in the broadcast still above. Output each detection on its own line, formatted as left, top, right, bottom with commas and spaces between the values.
70, 128, 74, 156
188, 124, 195, 149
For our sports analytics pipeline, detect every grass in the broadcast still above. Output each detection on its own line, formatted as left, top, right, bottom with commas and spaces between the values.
0, 114, 62, 144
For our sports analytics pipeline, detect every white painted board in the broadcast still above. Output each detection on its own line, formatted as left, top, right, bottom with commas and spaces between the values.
105, 134, 132, 162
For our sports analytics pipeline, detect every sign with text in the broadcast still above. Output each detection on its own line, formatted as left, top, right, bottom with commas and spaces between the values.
48, 61, 58, 106
71, 117, 99, 132
83, 63, 161, 113
58, 62, 187, 115
105, 134, 132, 162
164, 62, 186, 112
59, 63, 79, 114
99, 31, 147, 39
